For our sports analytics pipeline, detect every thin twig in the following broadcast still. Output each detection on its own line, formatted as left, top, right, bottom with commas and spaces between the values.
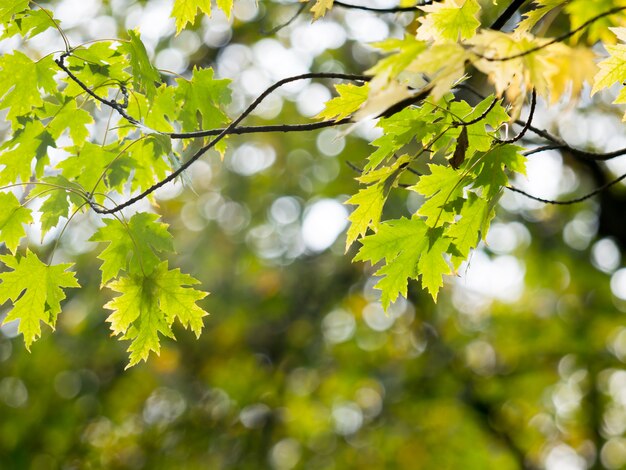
507, 169, 626, 204
490, 0, 528, 30
497, 89, 536, 144
477, 6, 626, 61
92, 73, 370, 214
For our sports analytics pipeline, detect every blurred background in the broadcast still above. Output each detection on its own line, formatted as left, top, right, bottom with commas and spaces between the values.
3, 0, 626, 468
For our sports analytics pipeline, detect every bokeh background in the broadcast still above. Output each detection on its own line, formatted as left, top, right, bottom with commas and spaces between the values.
3, 1, 626, 468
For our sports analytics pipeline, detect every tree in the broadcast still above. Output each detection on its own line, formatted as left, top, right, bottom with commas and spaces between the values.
3, 1, 626, 467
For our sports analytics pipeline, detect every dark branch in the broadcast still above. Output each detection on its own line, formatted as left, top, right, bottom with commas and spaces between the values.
478, 6, 626, 61
490, 0, 528, 30
333, 0, 428, 13
507, 169, 626, 205
497, 89, 536, 144
262, 2, 307, 34
55, 52, 138, 126
169, 118, 352, 139
92, 72, 370, 214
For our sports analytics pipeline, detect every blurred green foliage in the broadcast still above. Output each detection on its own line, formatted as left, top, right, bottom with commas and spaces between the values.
2, 1, 626, 469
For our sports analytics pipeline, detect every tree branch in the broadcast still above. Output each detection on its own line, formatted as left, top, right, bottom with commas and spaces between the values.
490, 0, 528, 30
479, 6, 626, 61
90, 72, 369, 214
507, 169, 626, 205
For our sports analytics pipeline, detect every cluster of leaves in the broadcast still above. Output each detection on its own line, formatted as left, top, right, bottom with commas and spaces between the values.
3, 0, 626, 366
317, 0, 626, 305
0, 1, 229, 366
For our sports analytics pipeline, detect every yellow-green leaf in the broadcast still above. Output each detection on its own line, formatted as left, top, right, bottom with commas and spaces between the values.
171, 0, 212, 34
104, 262, 208, 367
0, 251, 79, 350
417, 0, 481, 43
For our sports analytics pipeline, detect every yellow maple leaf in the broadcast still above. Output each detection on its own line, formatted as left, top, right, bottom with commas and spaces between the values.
405, 42, 469, 101
593, 27, 626, 119
516, 0, 567, 34
547, 44, 596, 104
310, 0, 334, 21
416, 0, 481, 43
469, 30, 558, 115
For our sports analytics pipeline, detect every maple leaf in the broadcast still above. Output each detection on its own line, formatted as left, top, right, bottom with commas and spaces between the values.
0, 0, 30, 23
90, 213, 174, 285
345, 183, 386, 250
0, 52, 57, 126
593, 28, 626, 118
104, 262, 208, 367
367, 35, 427, 83
470, 145, 526, 198
417, 230, 451, 301
128, 135, 171, 193
469, 30, 558, 111
121, 29, 161, 99
40, 97, 94, 146
517, 0, 567, 33
57, 142, 132, 195
0, 120, 55, 185
565, 0, 626, 45
0, 192, 32, 253
216, 0, 233, 18
366, 107, 438, 170
175, 67, 232, 132
355, 217, 429, 308
316, 83, 369, 121
405, 42, 469, 101
0, 251, 79, 350
411, 164, 467, 227
1, 8, 55, 39
171, 0, 212, 34
445, 192, 493, 259
417, 0, 481, 43
310, 0, 334, 20
547, 44, 596, 104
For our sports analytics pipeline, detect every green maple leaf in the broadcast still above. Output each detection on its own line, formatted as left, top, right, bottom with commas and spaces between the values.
122, 29, 161, 99
345, 155, 411, 249
0, 192, 32, 253
411, 164, 466, 227
58, 142, 132, 195
90, 213, 174, 284
175, 67, 231, 132
0, 52, 57, 126
104, 262, 208, 367
355, 217, 429, 308
145, 85, 178, 132
171, 0, 212, 34
470, 145, 526, 198
1, 8, 55, 39
0, 0, 30, 23
448, 97, 509, 152
128, 135, 171, 192
0, 119, 55, 185
418, 229, 452, 301
316, 83, 369, 121
345, 183, 386, 250
0, 251, 79, 350
41, 97, 94, 146
368, 35, 427, 81
63, 43, 130, 97
445, 192, 492, 259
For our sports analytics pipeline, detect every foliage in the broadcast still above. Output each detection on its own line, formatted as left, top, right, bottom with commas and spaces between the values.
0, 0, 623, 368
3, 1, 626, 468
